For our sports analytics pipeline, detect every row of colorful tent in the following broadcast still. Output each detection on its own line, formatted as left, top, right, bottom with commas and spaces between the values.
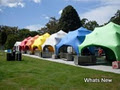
14, 28, 91, 55
14, 22, 120, 61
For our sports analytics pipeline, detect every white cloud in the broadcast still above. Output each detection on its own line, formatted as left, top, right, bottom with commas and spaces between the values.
58, 9, 63, 15
65, 0, 98, 2
78, 0, 120, 25
18, 2, 24, 8
100, 0, 120, 5
42, 14, 50, 20
68, 0, 120, 4
67, 0, 120, 6
81, 5, 120, 25
7, 2, 25, 8
73, 0, 94, 2
0, 0, 25, 8
0, 8, 2, 12
25, 24, 43, 31
45, 16, 49, 20
0, 0, 42, 8
33, 0, 41, 3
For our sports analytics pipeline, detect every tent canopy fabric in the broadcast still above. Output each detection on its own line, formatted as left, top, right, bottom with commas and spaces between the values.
32, 33, 50, 51
42, 30, 67, 52
20, 36, 32, 51
14, 41, 21, 51
56, 27, 92, 55
79, 22, 120, 61
25, 35, 39, 50
14, 41, 21, 47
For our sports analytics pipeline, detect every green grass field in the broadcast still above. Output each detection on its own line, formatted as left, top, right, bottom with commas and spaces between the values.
0, 51, 120, 90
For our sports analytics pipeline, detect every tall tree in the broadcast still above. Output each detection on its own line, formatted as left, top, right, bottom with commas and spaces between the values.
112, 17, 120, 25
38, 27, 48, 35
30, 31, 39, 37
81, 18, 88, 26
0, 31, 7, 49
5, 34, 18, 49
109, 10, 120, 25
0, 31, 7, 46
85, 21, 99, 30
0, 26, 18, 46
45, 17, 59, 34
0, 26, 18, 35
38, 17, 59, 34
58, 5, 82, 32
81, 18, 99, 30
18, 28, 31, 40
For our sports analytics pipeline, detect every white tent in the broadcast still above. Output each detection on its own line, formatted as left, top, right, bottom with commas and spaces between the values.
42, 30, 67, 53
14, 41, 21, 51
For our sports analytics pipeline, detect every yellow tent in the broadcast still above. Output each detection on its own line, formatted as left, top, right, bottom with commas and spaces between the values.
32, 33, 50, 51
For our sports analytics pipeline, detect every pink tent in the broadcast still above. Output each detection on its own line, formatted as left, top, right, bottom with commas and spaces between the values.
20, 37, 32, 51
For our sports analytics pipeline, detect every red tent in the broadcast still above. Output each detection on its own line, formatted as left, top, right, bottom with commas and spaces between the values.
20, 37, 32, 51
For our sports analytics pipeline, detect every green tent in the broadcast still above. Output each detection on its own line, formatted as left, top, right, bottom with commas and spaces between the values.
79, 22, 120, 61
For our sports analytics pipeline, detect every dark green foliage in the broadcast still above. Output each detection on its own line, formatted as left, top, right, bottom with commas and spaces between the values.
0, 26, 18, 35
112, 17, 120, 25
38, 27, 48, 35
18, 29, 31, 41
30, 31, 39, 37
39, 17, 59, 34
111, 10, 120, 25
0, 31, 7, 45
0, 26, 39, 49
58, 5, 82, 32
5, 34, 19, 49
0, 26, 18, 47
81, 18, 99, 30
108, 10, 120, 25
45, 17, 59, 34
81, 18, 88, 26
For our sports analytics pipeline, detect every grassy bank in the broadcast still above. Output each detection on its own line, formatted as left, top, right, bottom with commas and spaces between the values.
0, 51, 120, 90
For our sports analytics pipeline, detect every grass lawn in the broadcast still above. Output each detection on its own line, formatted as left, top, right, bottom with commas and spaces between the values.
0, 51, 120, 90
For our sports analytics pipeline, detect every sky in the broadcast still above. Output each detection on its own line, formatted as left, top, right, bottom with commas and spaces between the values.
0, 0, 120, 31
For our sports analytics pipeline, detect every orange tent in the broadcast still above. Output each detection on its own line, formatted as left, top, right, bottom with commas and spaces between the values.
25, 35, 39, 51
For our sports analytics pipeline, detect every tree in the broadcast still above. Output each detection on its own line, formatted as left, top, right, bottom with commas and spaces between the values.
5, 34, 18, 49
0, 25, 40, 49
0, 25, 19, 49
0, 31, 7, 49
58, 5, 82, 32
18, 28, 31, 40
0, 25, 18, 46
38, 17, 59, 34
81, 18, 88, 26
81, 18, 99, 30
0, 25, 18, 35
0, 31, 7, 46
109, 10, 120, 25
45, 17, 59, 34
38, 27, 48, 35
112, 17, 120, 25
30, 31, 39, 37
84, 21, 99, 30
